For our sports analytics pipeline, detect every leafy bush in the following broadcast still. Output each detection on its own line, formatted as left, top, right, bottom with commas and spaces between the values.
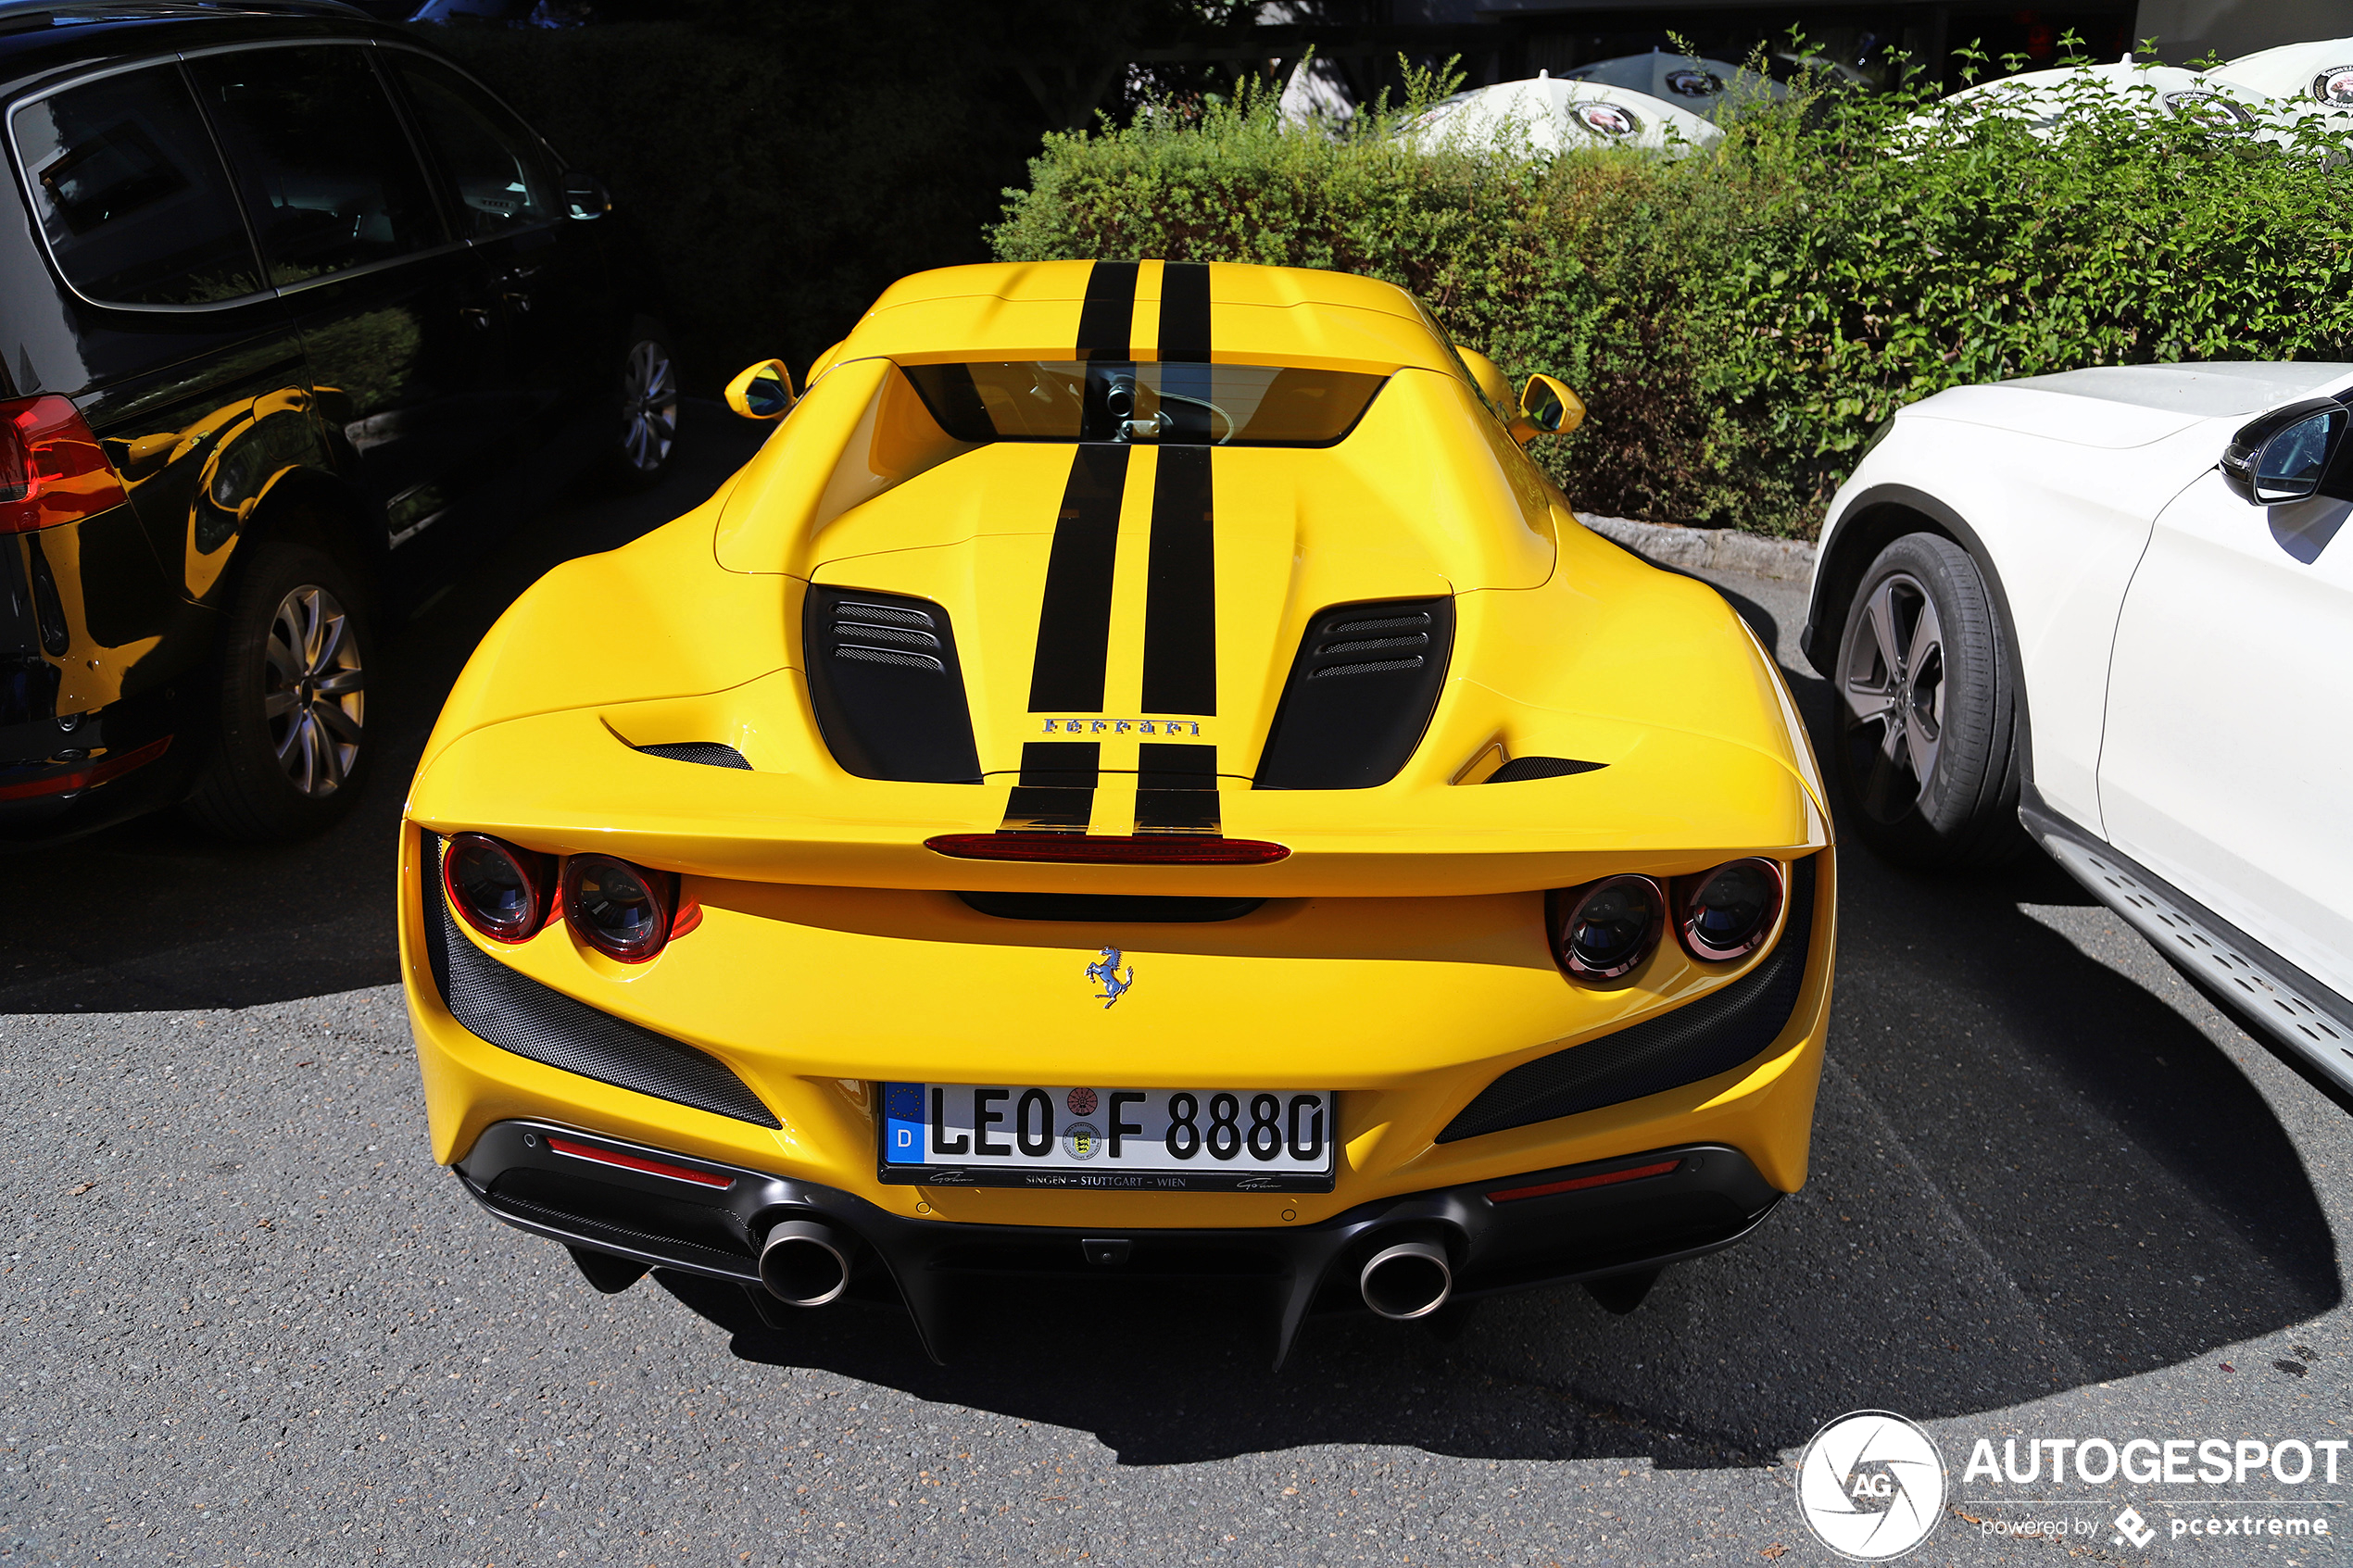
993, 53, 2353, 536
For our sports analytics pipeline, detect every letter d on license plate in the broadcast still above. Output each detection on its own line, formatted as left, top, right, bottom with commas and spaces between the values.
877, 1082, 1336, 1193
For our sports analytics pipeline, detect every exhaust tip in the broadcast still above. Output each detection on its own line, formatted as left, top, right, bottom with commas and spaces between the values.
1359, 1239, 1452, 1321
759, 1218, 853, 1308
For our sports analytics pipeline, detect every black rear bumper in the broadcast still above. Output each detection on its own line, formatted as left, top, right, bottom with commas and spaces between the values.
454, 1119, 1784, 1366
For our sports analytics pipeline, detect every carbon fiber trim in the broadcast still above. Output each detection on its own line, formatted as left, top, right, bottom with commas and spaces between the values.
1487, 757, 1606, 783
420, 834, 781, 1128
1438, 855, 1818, 1142
635, 743, 750, 770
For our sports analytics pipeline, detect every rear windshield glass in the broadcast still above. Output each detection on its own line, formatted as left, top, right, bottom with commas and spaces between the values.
900, 360, 1385, 447
11, 63, 264, 307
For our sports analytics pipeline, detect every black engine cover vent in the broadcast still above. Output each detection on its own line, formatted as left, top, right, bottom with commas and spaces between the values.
1252, 596, 1455, 790
803, 585, 983, 784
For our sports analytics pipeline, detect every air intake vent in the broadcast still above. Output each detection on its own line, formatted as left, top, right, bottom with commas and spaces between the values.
419, 834, 781, 1128
803, 586, 982, 784
1438, 855, 1818, 1142
1487, 757, 1605, 783
635, 743, 750, 770
1253, 596, 1454, 789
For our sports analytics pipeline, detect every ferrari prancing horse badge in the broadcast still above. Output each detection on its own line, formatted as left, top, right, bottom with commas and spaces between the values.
1085, 947, 1134, 1008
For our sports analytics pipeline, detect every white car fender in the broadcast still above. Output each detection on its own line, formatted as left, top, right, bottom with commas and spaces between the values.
1812, 392, 2229, 834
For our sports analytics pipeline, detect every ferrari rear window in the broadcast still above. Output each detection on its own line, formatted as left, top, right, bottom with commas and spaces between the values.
900, 360, 1386, 447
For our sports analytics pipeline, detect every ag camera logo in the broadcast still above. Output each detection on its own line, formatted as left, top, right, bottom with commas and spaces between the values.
1795, 1411, 1947, 1560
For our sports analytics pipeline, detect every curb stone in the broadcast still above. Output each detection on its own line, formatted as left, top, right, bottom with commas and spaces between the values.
1576, 512, 1817, 582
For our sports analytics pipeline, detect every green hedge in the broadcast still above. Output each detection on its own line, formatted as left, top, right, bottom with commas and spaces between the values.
993, 62, 2353, 536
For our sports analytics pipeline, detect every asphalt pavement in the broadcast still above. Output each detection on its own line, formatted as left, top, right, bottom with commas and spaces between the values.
3, 428, 2348, 1565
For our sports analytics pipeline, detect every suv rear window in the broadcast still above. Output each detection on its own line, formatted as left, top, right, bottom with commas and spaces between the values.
900, 360, 1386, 447
10, 63, 264, 307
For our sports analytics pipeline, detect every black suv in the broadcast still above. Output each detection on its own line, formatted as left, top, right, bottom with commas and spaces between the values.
0, 0, 673, 842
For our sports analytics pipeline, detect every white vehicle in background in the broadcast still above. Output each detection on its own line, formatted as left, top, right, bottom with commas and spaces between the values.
1931, 56, 2269, 135
1554, 50, 1786, 117
1923, 50, 2352, 156
1803, 362, 2353, 1105
1406, 70, 1722, 157
2222, 37, 2353, 110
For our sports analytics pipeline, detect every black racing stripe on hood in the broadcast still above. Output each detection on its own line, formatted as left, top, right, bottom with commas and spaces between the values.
1076, 259, 1138, 361
1002, 740, 1100, 834
1141, 443, 1216, 716
1027, 444, 1130, 713
1158, 261, 1211, 363
1135, 741, 1219, 835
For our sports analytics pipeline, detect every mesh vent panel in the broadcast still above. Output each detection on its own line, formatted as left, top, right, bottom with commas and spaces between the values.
1487, 756, 1606, 783
1438, 855, 1818, 1141
635, 743, 750, 771
421, 834, 780, 1128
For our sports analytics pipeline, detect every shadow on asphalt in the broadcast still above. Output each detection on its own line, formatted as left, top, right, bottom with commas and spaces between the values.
8, 483, 2337, 1468
641, 553, 2336, 1471
0, 402, 768, 1014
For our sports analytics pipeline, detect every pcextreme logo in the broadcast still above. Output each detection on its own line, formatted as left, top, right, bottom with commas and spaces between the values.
1794, 1411, 1948, 1560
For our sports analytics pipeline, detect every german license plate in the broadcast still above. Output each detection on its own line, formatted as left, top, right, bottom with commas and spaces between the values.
878, 1082, 1336, 1193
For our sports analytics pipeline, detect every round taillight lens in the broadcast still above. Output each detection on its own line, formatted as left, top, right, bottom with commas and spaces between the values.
1678, 858, 1785, 961
563, 854, 673, 963
1546, 874, 1665, 982
443, 833, 549, 943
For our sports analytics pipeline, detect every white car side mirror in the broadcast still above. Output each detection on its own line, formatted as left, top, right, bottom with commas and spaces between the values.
2221, 399, 2347, 505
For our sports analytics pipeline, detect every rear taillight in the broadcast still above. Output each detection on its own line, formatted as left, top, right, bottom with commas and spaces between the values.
442, 833, 553, 943
563, 853, 675, 962
0, 395, 127, 534
1545, 873, 1666, 982
1675, 858, 1785, 962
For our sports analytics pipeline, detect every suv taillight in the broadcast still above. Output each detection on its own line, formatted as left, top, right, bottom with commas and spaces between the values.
0, 395, 127, 534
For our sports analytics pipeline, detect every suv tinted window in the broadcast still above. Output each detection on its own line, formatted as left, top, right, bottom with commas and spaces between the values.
10, 64, 264, 307
187, 45, 443, 286
389, 54, 558, 240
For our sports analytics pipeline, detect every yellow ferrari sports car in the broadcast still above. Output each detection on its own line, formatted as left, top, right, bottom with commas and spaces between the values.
397, 259, 1834, 1365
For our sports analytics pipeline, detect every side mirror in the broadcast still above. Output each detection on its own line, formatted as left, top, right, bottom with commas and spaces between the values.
724, 358, 798, 421
561, 169, 610, 220
1455, 347, 1515, 417
1509, 373, 1585, 446
2221, 400, 2347, 505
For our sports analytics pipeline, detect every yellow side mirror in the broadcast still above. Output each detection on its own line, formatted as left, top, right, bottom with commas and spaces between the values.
724, 358, 798, 420
1455, 347, 1516, 418
1510, 373, 1584, 446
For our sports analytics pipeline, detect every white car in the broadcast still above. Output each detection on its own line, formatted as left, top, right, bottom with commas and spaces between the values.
1406, 72, 1722, 157
2224, 37, 2353, 109
1805, 362, 2353, 1102
1921, 53, 2351, 156
1929, 57, 2268, 136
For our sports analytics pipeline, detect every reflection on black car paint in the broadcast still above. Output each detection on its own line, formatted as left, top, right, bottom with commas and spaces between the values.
0, 8, 662, 842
